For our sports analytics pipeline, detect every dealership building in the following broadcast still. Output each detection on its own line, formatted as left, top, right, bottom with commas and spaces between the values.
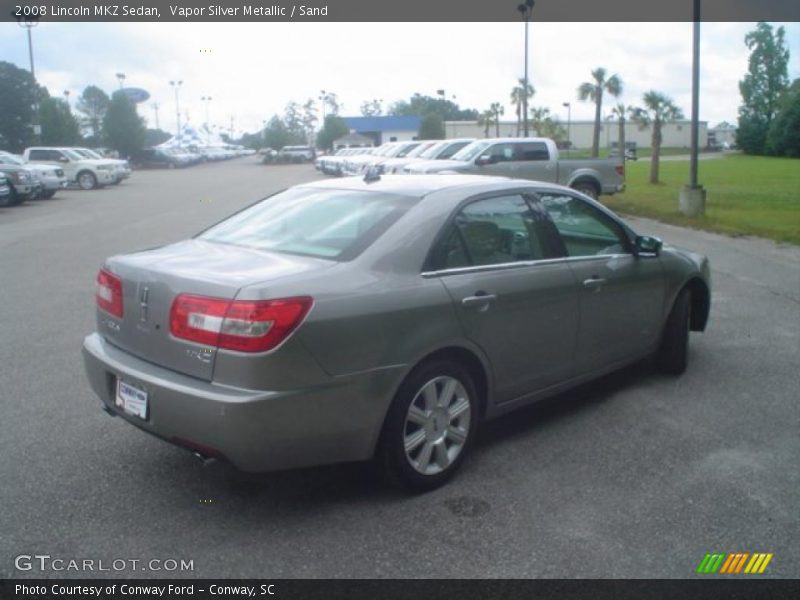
341, 115, 715, 150
443, 119, 710, 150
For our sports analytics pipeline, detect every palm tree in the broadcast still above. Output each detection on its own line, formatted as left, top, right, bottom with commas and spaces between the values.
609, 103, 633, 160
477, 110, 494, 138
489, 102, 504, 137
631, 91, 684, 184
577, 67, 623, 158
528, 107, 551, 136
510, 79, 535, 136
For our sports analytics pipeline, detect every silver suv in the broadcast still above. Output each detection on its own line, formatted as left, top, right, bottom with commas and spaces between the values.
278, 146, 316, 163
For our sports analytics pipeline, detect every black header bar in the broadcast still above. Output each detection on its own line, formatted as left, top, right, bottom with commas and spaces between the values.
2, 0, 799, 23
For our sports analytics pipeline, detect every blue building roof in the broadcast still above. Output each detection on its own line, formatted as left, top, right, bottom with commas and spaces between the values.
342, 115, 421, 132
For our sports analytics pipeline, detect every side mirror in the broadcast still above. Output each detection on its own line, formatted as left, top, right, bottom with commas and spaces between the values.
634, 235, 662, 257
475, 155, 496, 166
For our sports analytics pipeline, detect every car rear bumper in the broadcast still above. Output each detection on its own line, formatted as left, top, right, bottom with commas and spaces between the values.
82, 333, 399, 472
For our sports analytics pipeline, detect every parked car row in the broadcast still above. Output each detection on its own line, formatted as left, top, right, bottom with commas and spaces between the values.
22, 147, 128, 191
130, 145, 253, 169
262, 145, 317, 164
315, 137, 626, 199
0, 150, 68, 206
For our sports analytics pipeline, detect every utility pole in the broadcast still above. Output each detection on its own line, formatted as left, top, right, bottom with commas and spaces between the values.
151, 103, 160, 129
170, 80, 183, 141
517, 0, 535, 137
679, 0, 706, 217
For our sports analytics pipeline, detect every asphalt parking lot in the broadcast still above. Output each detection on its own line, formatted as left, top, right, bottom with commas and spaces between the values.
1, 158, 798, 579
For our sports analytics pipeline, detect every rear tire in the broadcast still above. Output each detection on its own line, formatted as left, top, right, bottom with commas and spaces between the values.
573, 181, 600, 200
657, 288, 691, 374
379, 360, 479, 492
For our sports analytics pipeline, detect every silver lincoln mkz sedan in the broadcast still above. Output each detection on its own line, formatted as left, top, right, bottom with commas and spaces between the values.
83, 174, 710, 490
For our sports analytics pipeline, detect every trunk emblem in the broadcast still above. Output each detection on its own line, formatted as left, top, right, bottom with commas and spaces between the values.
139, 286, 150, 322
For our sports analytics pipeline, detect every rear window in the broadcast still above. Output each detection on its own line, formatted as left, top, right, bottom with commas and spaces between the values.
199, 187, 416, 260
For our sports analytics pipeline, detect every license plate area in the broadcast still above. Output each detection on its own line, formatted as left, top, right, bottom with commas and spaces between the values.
115, 378, 149, 420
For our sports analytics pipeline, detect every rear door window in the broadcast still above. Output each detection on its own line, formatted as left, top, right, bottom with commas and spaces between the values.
428, 194, 557, 270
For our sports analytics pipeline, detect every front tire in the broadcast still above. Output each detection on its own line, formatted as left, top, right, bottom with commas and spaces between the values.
657, 288, 691, 374
380, 360, 479, 491
77, 171, 98, 190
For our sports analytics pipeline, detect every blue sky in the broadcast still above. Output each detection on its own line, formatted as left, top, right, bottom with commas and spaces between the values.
1, 21, 799, 136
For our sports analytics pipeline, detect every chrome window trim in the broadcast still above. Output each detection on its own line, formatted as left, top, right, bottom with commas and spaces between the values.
422, 253, 632, 278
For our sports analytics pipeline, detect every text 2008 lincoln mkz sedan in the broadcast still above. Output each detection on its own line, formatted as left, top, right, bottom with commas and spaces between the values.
83, 174, 710, 490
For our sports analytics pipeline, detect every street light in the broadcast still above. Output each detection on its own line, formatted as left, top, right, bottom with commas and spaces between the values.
562, 102, 571, 155
679, 0, 706, 217
116, 72, 126, 90
516, 0, 535, 137
17, 18, 38, 78
169, 80, 183, 140
151, 102, 160, 129
201, 96, 213, 127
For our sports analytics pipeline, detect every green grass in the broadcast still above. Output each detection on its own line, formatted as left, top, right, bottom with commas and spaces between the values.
563, 147, 700, 159
600, 155, 800, 245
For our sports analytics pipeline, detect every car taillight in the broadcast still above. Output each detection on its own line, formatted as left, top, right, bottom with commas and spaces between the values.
169, 295, 313, 353
615, 164, 625, 177
96, 269, 124, 318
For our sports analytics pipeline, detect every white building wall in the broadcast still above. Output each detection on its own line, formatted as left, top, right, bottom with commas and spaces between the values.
444, 120, 709, 149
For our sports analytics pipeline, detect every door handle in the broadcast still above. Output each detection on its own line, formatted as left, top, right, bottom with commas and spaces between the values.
462, 293, 497, 310
582, 277, 607, 292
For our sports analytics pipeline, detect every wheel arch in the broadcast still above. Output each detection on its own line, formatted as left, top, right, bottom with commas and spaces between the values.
372, 344, 492, 458
569, 176, 601, 198
685, 277, 710, 331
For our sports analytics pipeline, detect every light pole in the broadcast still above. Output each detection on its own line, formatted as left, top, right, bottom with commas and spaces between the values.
679, 0, 706, 217
18, 19, 38, 78
562, 101, 571, 155
319, 89, 328, 123
116, 72, 126, 90
18, 19, 40, 142
151, 103, 160, 129
201, 96, 213, 127
170, 80, 183, 141
63, 90, 70, 111
517, 0, 534, 137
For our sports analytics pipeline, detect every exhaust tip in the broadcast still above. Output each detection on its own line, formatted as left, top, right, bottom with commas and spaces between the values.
193, 451, 217, 467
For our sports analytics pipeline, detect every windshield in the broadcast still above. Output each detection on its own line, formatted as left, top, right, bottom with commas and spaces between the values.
451, 141, 492, 162
199, 187, 417, 260
418, 142, 448, 159
0, 153, 24, 165
73, 149, 94, 159
403, 142, 434, 158
61, 149, 84, 160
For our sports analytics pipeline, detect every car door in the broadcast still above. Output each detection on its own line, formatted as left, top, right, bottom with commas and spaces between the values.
472, 143, 518, 177
427, 193, 579, 403
535, 191, 665, 375
513, 141, 558, 183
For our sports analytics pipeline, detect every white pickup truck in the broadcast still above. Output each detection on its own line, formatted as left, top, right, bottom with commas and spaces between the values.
24, 147, 117, 190
404, 137, 625, 199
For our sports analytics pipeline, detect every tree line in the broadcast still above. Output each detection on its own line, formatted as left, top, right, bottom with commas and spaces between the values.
0, 61, 162, 157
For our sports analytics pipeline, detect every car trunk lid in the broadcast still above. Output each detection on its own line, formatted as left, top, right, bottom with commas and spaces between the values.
98, 239, 332, 381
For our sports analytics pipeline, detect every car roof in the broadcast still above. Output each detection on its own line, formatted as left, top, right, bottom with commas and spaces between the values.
298, 174, 538, 198
470, 137, 552, 144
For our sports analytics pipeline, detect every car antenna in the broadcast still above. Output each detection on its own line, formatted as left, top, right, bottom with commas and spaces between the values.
363, 165, 381, 183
